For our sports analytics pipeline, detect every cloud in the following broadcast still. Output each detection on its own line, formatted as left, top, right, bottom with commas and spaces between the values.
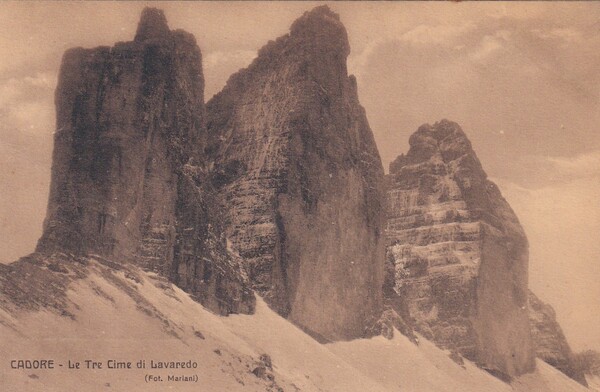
469, 36, 503, 62
0, 74, 55, 137
469, 30, 512, 62
532, 27, 583, 43
497, 175, 600, 351
204, 50, 256, 69
348, 38, 389, 80
546, 150, 600, 177
10, 101, 54, 133
0, 71, 56, 168
23, 72, 57, 89
399, 22, 477, 46
0, 72, 57, 106
349, 22, 478, 81
489, 150, 600, 190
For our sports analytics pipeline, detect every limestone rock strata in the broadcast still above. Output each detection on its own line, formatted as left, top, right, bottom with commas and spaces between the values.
207, 6, 385, 341
529, 291, 587, 386
385, 120, 535, 377
36, 8, 254, 315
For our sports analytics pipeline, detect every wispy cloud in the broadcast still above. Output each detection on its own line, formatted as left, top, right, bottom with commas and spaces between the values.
546, 150, 600, 177
0, 72, 56, 137
469, 35, 504, 62
204, 50, 256, 69
399, 22, 476, 46
0, 72, 57, 105
532, 27, 583, 43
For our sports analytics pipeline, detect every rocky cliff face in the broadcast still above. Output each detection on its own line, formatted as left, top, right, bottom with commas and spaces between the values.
574, 350, 600, 377
206, 6, 385, 341
529, 291, 587, 386
385, 120, 535, 377
36, 8, 254, 315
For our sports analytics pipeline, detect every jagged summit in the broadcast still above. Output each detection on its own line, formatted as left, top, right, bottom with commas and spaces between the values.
134, 7, 170, 41
289, 5, 350, 57
223, 5, 349, 82
291, 5, 344, 33
302, 5, 340, 19
288, 5, 349, 54
390, 120, 476, 173
411, 119, 470, 146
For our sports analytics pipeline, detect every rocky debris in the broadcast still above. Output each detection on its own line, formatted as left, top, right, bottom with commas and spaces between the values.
0, 253, 86, 317
35, 7, 254, 315
259, 354, 273, 370
529, 291, 587, 386
251, 365, 272, 380
385, 120, 535, 377
206, 5, 385, 341
0, 251, 182, 340
449, 350, 466, 368
194, 330, 206, 340
251, 354, 285, 392
573, 350, 600, 376
369, 307, 417, 343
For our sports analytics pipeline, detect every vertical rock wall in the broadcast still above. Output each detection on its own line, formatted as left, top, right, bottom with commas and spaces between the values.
529, 291, 587, 385
207, 6, 385, 341
36, 8, 254, 315
385, 120, 535, 377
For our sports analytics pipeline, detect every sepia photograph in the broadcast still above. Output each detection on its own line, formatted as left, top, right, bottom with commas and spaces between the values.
0, 1, 599, 391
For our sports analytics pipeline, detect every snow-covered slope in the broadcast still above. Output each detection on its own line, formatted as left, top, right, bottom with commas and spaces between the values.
586, 375, 600, 392
0, 258, 589, 392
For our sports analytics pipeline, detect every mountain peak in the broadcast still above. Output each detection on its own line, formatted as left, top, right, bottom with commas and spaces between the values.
135, 7, 170, 42
302, 5, 340, 21
414, 119, 468, 143
39, 5, 254, 316
386, 120, 535, 377
390, 119, 475, 173
289, 5, 350, 56
206, 4, 383, 342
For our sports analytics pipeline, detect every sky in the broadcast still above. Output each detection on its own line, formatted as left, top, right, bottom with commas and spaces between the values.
0, 1, 599, 352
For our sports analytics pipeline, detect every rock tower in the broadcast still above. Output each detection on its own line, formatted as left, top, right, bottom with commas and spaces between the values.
385, 120, 535, 377
206, 6, 385, 341
37, 8, 254, 315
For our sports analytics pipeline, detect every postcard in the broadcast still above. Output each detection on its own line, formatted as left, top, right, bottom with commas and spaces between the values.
1, 2, 599, 391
